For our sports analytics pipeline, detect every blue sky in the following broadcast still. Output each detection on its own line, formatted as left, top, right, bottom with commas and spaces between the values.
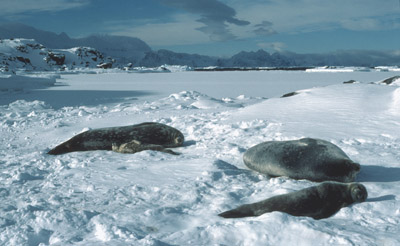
1, 0, 399, 56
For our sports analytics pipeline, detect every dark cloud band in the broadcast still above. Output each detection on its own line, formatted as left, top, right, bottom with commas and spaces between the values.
161, 0, 250, 41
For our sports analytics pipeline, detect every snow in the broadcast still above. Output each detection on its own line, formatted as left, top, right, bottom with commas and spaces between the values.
1, 70, 400, 245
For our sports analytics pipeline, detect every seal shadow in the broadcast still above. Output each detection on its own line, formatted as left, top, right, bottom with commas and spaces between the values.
182, 140, 196, 147
365, 195, 396, 203
212, 159, 261, 182
356, 165, 400, 182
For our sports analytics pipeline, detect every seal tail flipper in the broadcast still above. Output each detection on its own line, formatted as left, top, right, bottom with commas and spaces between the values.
218, 205, 256, 218
47, 143, 69, 155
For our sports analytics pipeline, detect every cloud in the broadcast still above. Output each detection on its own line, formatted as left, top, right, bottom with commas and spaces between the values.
0, 0, 89, 17
257, 42, 286, 52
232, 0, 400, 33
160, 0, 250, 41
108, 14, 210, 46
253, 21, 277, 36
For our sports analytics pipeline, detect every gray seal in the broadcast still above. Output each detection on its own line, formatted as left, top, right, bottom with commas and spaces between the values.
48, 122, 184, 155
243, 138, 360, 182
219, 182, 367, 219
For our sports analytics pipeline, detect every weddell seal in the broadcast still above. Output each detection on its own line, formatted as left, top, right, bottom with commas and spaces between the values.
218, 182, 367, 219
47, 122, 184, 155
243, 138, 361, 182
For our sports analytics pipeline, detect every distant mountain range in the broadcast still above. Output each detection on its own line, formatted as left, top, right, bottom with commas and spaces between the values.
1, 22, 399, 67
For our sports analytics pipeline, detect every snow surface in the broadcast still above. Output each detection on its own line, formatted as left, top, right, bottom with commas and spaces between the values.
1, 70, 400, 245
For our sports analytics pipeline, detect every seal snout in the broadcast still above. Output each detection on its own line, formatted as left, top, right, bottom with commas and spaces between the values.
174, 134, 184, 146
350, 183, 368, 202
352, 162, 361, 172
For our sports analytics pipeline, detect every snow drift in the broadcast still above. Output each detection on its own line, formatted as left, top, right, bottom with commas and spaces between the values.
0, 71, 399, 245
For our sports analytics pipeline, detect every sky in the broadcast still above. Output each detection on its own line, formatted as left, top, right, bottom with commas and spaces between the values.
0, 0, 399, 56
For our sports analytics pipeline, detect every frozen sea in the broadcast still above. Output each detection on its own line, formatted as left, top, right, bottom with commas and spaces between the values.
1, 70, 399, 245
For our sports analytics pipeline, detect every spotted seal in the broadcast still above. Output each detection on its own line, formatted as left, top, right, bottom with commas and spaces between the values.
219, 182, 367, 219
48, 122, 184, 155
243, 138, 360, 182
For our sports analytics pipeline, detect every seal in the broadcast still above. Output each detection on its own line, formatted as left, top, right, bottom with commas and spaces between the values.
243, 138, 360, 182
218, 182, 367, 219
48, 122, 184, 155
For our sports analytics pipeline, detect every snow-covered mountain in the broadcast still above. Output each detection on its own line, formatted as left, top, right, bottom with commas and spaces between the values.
138, 49, 218, 67
1, 23, 400, 68
0, 39, 113, 72
0, 23, 151, 64
220, 50, 296, 67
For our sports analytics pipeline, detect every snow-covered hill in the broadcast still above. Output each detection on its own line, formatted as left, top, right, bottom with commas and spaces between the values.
0, 39, 113, 72
0, 23, 152, 64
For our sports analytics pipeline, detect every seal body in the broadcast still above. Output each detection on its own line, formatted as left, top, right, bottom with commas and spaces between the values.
243, 138, 360, 182
219, 182, 367, 219
48, 122, 184, 155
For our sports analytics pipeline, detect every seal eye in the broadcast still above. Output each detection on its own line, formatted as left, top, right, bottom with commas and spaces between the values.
352, 185, 367, 202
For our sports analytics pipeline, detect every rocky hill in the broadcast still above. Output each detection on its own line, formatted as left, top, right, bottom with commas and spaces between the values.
0, 39, 113, 72
0, 23, 151, 64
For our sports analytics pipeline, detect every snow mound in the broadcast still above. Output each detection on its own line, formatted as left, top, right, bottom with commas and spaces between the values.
150, 91, 247, 110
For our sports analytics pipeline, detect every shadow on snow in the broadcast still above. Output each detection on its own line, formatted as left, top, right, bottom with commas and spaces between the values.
0, 89, 155, 109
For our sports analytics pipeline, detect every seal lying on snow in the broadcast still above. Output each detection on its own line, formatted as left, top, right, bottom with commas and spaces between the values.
243, 138, 360, 182
48, 122, 184, 155
219, 182, 367, 219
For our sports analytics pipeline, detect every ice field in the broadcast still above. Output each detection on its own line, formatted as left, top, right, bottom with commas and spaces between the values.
1, 70, 400, 245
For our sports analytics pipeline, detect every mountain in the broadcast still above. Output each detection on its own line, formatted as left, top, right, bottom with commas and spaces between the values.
1, 23, 399, 68
0, 39, 113, 72
284, 50, 400, 67
75, 35, 151, 64
220, 49, 296, 67
0, 23, 73, 49
0, 23, 151, 64
138, 49, 217, 67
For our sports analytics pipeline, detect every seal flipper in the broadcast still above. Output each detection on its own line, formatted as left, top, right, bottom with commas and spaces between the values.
112, 140, 180, 155
158, 148, 180, 155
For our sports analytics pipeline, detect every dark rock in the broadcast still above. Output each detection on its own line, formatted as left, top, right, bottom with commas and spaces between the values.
46, 52, 65, 65
97, 62, 112, 69
281, 91, 299, 98
16, 56, 31, 64
381, 76, 400, 85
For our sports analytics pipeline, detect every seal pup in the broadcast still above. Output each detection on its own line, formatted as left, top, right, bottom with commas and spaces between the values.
243, 138, 360, 182
219, 182, 367, 219
48, 122, 184, 155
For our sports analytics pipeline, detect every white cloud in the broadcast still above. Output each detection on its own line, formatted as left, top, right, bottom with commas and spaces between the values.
257, 42, 286, 52
160, 0, 250, 41
108, 14, 210, 46
228, 0, 400, 33
0, 0, 89, 17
